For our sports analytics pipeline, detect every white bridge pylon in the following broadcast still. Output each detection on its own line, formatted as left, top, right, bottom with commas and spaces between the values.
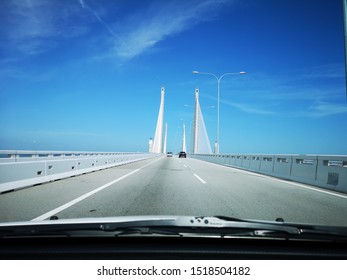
150, 87, 211, 154
182, 123, 186, 153
152, 87, 165, 154
193, 88, 212, 154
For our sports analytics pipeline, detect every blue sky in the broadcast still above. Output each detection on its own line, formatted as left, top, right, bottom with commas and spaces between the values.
0, 0, 346, 154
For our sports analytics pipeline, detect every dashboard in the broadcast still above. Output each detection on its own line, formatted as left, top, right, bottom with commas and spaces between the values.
1, 236, 347, 260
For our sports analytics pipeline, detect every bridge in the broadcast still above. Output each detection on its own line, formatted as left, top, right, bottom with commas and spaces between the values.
0, 88, 347, 225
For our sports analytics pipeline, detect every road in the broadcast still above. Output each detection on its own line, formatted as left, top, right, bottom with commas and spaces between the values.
1, 156, 347, 226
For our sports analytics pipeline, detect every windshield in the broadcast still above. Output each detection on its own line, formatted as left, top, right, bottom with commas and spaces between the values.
0, 0, 346, 229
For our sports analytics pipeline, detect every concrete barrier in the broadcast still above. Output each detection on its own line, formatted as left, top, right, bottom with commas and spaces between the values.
250, 156, 261, 171
273, 155, 292, 177
241, 156, 251, 169
260, 156, 275, 173
0, 150, 160, 193
188, 153, 347, 194
290, 155, 318, 184
316, 156, 347, 193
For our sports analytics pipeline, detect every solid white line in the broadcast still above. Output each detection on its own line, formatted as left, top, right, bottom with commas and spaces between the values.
31, 157, 164, 221
270, 178, 347, 199
194, 174, 206, 184
221, 163, 347, 199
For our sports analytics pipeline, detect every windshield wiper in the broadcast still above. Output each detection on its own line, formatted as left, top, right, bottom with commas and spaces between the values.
214, 215, 347, 240
0, 216, 346, 241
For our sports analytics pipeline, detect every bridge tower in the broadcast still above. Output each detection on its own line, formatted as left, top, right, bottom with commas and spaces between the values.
192, 88, 212, 154
152, 87, 165, 153
182, 123, 186, 153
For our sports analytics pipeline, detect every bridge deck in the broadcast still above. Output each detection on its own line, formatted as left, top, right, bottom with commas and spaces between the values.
1, 156, 346, 226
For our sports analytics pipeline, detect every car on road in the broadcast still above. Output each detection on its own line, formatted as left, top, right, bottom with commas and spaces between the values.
178, 151, 186, 158
167, 152, 173, 157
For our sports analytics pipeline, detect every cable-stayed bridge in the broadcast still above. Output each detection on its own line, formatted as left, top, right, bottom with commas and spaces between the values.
149, 87, 212, 155
0, 87, 347, 225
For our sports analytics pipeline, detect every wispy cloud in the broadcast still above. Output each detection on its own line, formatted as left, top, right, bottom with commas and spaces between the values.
304, 100, 347, 117
227, 67, 345, 103
1, 0, 234, 63
204, 93, 276, 115
0, 62, 56, 82
78, 0, 118, 38
302, 63, 345, 79
197, 64, 346, 118
112, 0, 234, 61
1, 0, 87, 56
222, 101, 276, 115
4, 1, 56, 55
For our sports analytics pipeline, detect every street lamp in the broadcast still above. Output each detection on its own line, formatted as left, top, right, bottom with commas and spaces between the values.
192, 70, 247, 154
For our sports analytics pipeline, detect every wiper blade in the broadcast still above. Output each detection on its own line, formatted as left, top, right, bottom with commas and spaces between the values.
0, 216, 297, 238
297, 228, 347, 240
0, 228, 72, 238
213, 215, 251, 222
1, 216, 346, 240
105, 227, 183, 237
214, 216, 347, 240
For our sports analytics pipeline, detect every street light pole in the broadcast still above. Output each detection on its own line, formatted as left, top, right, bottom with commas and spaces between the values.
192, 70, 247, 154
216, 74, 221, 154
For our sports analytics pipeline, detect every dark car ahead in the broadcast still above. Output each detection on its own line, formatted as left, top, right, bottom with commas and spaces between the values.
178, 151, 186, 158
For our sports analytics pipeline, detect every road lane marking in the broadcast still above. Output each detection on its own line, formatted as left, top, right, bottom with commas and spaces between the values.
183, 164, 188, 168
31, 156, 164, 221
223, 164, 347, 199
201, 161, 347, 200
270, 178, 347, 199
194, 174, 206, 184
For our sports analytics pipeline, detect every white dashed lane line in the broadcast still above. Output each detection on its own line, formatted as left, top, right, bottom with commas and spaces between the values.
194, 174, 207, 184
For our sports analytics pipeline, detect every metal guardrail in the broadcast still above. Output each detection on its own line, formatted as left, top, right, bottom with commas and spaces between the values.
0, 150, 160, 193
188, 154, 347, 194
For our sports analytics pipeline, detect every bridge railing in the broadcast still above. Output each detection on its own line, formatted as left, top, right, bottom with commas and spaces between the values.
188, 154, 347, 194
0, 150, 160, 193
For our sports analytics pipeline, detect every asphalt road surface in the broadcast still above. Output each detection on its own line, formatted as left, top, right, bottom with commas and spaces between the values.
1, 156, 347, 226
